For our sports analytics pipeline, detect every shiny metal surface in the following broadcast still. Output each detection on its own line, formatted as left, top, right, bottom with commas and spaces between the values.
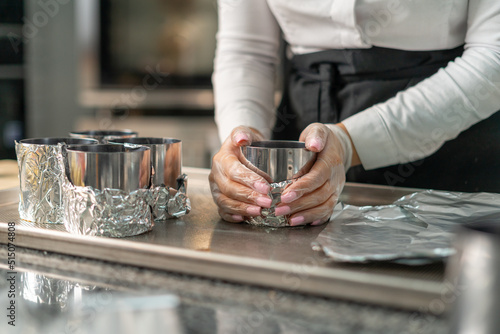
65, 144, 151, 191
79, 294, 184, 334
0, 169, 445, 311
15, 138, 98, 224
69, 130, 138, 143
110, 137, 182, 188
242, 141, 317, 183
447, 222, 500, 334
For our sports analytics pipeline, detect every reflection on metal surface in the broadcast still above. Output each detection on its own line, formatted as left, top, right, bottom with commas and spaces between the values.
75, 294, 184, 334
20, 272, 74, 310
15, 138, 98, 224
448, 222, 500, 334
3, 268, 184, 334
65, 144, 151, 191
242, 141, 317, 183
315, 190, 500, 264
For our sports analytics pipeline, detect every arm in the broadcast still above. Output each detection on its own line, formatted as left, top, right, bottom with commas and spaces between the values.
210, 0, 281, 222
341, 0, 500, 170
212, 0, 281, 142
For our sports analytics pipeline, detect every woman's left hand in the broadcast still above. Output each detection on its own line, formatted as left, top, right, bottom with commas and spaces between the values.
274, 123, 348, 226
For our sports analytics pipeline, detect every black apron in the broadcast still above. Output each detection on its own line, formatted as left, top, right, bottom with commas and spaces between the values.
273, 46, 500, 192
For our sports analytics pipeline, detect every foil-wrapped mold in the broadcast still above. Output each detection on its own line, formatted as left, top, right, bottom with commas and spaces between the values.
15, 135, 190, 237
15, 138, 98, 224
59, 143, 154, 237
57, 144, 190, 238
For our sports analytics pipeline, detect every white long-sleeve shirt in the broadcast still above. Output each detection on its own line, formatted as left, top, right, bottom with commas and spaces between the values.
213, 0, 500, 170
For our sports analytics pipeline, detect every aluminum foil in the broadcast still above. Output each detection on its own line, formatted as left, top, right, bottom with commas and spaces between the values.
15, 141, 64, 224
57, 144, 190, 237
148, 174, 191, 221
246, 180, 293, 227
62, 185, 153, 238
313, 190, 500, 264
20, 272, 74, 310
58, 144, 153, 238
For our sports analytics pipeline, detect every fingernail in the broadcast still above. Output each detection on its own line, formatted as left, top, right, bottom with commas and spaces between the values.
274, 205, 291, 216
290, 216, 305, 226
256, 196, 272, 208
312, 219, 322, 225
246, 205, 261, 216
254, 181, 270, 194
231, 214, 244, 221
234, 133, 249, 144
281, 191, 297, 203
307, 138, 323, 151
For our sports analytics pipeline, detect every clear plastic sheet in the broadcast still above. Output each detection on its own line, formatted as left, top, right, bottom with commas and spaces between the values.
15, 141, 65, 224
57, 145, 190, 238
246, 180, 293, 227
313, 190, 500, 264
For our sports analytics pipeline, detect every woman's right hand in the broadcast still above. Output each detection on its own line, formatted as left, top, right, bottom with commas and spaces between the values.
209, 126, 273, 222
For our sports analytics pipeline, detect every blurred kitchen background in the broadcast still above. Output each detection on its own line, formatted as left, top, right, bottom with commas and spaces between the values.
0, 0, 223, 167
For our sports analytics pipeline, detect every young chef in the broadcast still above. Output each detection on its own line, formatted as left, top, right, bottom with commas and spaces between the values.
209, 0, 500, 225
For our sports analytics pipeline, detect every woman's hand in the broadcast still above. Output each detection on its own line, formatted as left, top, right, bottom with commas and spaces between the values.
209, 126, 273, 222
274, 123, 349, 226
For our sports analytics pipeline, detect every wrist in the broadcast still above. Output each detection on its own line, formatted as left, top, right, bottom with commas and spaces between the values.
325, 124, 356, 171
336, 123, 361, 168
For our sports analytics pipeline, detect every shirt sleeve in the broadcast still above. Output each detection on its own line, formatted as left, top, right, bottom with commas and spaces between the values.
342, 0, 500, 170
212, 0, 281, 142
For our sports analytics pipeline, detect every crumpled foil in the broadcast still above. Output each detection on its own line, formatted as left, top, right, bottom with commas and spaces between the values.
15, 141, 65, 224
313, 190, 500, 264
20, 272, 74, 310
148, 174, 191, 221
56, 144, 190, 237
62, 185, 153, 238
246, 180, 293, 227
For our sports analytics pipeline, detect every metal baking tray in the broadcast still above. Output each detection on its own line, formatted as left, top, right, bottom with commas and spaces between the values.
0, 167, 444, 310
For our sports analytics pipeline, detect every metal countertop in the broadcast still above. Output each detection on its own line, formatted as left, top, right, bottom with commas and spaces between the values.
0, 167, 444, 311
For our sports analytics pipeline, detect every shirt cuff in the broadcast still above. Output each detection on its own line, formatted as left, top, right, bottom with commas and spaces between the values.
342, 107, 399, 170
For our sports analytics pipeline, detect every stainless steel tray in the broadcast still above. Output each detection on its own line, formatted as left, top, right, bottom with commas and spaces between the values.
0, 167, 444, 310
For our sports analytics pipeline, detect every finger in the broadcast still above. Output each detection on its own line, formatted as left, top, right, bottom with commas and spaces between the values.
287, 193, 339, 226
281, 158, 331, 203
212, 153, 271, 195
274, 181, 335, 216
213, 192, 262, 217
215, 175, 273, 208
218, 208, 245, 223
231, 126, 264, 147
299, 123, 329, 152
